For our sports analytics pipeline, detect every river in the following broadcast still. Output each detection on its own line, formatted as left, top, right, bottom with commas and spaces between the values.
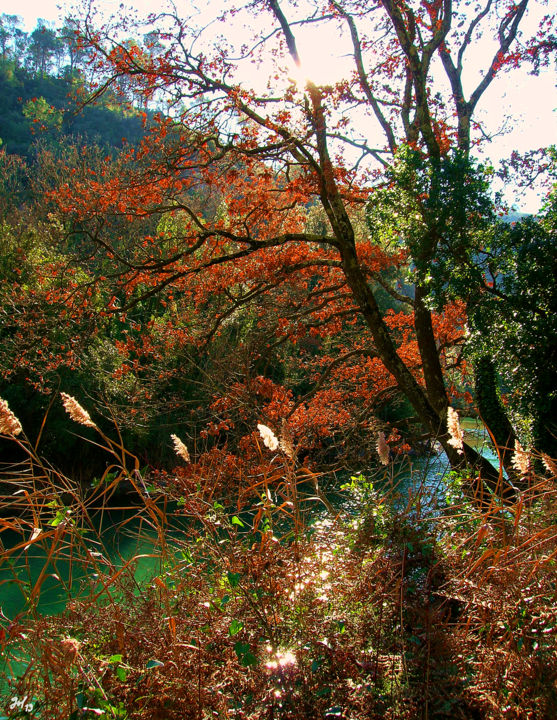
1, 417, 496, 619
0, 417, 496, 696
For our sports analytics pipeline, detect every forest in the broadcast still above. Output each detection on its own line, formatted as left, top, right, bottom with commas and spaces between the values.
0, 1, 556, 718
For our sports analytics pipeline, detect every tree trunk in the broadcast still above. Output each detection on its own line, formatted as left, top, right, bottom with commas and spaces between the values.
414, 285, 448, 416
473, 355, 522, 483
339, 241, 514, 497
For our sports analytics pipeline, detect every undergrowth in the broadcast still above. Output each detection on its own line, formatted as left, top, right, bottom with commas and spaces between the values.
0, 396, 556, 719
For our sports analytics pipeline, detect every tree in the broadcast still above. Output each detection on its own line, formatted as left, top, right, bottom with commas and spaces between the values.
52, 0, 554, 492
0, 14, 23, 63
467, 175, 557, 459
59, 19, 87, 78
26, 21, 62, 76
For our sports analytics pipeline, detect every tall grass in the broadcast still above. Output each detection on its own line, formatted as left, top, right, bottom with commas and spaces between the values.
0, 396, 556, 719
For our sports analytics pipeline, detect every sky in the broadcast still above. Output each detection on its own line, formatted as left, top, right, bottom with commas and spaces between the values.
1, 0, 66, 28
2, 0, 555, 211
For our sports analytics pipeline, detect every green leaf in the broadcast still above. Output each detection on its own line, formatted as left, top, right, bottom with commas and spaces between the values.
234, 641, 258, 667
146, 659, 164, 669
116, 666, 128, 682
231, 515, 245, 528
228, 619, 243, 636
227, 571, 242, 588
311, 657, 324, 673
49, 509, 67, 527
108, 654, 123, 663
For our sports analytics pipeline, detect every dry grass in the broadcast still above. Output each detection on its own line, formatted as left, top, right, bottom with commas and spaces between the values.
1, 399, 556, 719
433, 472, 557, 719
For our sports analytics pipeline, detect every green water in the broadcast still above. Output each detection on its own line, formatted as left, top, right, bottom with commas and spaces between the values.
1, 508, 166, 621
0, 503, 180, 703
417, 416, 501, 492
0, 417, 498, 702
1, 418, 497, 618
460, 416, 498, 460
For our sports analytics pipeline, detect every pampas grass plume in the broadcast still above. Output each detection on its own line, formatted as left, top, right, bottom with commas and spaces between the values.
377, 431, 390, 465
171, 433, 191, 463
257, 423, 279, 452
279, 418, 295, 459
61, 393, 97, 429
511, 440, 529, 476
447, 407, 464, 455
0, 398, 22, 436
542, 453, 557, 476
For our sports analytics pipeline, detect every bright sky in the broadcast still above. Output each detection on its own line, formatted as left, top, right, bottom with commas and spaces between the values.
0, 0, 64, 28
2, 0, 555, 211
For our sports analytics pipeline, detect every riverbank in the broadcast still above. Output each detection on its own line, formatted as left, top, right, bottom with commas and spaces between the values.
2, 455, 556, 718
2, 412, 556, 719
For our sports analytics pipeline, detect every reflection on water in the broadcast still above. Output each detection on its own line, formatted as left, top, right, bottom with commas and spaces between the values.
1, 419, 498, 620
363, 417, 502, 513
460, 416, 499, 463
418, 416, 502, 488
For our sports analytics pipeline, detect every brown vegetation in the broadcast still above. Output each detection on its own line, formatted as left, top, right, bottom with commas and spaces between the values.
1, 401, 556, 719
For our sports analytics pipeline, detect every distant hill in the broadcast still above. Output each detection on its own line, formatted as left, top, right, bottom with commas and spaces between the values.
503, 212, 531, 223
0, 61, 147, 157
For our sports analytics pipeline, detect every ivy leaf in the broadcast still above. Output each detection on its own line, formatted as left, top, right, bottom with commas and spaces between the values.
227, 571, 242, 588
234, 641, 258, 667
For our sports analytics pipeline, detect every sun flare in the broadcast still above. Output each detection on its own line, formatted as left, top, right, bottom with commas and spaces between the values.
289, 47, 348, 88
